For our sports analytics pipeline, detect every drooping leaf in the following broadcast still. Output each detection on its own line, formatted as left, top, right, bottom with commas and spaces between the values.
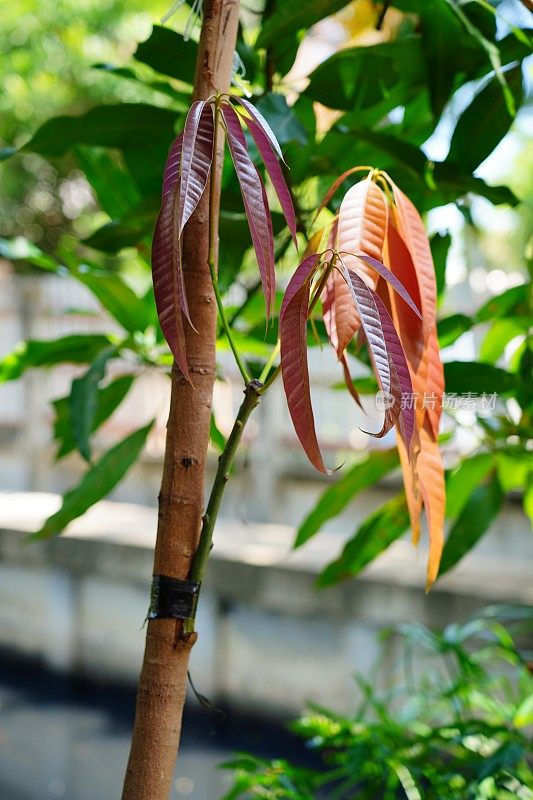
239, 112, 297, 246
22, 104, 180, 156
69, 347, 116, 463
316, 494, 410, 587
418, 418, 446, 588
439, 472, 505, 577
33, 422, 154, 539
133, 25, 198, 84
233, 96, 284, 160
419, 0, 465, 117
430, 231, 451, 300
295, 449, 399, 548
356, 254, 424, 322
222, 103, 276, 317
0, 335, 114, 382
280, 254, 327, 472
162, 132, 183, 198
447, 65, 523, 172
179, 101, 214, 235
152, 190, 190, 378
337, 176, 388, 286
53, 374, 134, 461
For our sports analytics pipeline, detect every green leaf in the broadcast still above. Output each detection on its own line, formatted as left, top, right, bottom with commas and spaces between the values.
296, 449, 400, 547
305, 38, 424, 111
69, 347, 116, 462
255, 94, 307, 145
22, 104, 179, 157
257, 0, 351, 48
83, 197, 158, 253
317, 494, 409, 587
476, 283, 531, 323
446, 453, 495, 519
0, 335, 114, 382
444, 361, 518, 395
447, 65, 523, 172
524, 475, 533, 527
480, 318, 527, 364
0, 237, 59, 271
53, 374, 134, 460
514, 694, 533, 728
438, 314, 473, 348
210, 413, 226, 454
133, 25, 197, 84
33, 422, 154, 539
73, 269, 152, 333
495, 451, 532, 493
74, 146, 141, 219
439, 473, 505, 577
431, 231, 451, 299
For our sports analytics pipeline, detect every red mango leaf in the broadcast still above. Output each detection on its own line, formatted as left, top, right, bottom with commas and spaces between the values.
179, 100, 214, 235
340, 353, 363, 409
222, 103, 276, 318
152, 191, 190, 380
372, 289, 415, 452
322, 218, 361, 358
280, 254, 329, 473
337, 176, 388, 287
162, 132, 183, 198
397, 434, 423, 544
314, 165, 373, 221
418, 418, 445, 589
425, 327, 444, 438
355, 254, 423, 323
339, 263, 401, 438
232, 96, 284, 161
241, 112, 298, 247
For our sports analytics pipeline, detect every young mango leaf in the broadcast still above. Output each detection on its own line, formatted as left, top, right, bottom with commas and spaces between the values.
233, 96, 284, 160
32, 421, 154, 539
69, 346, 117, 463
418, 418, 446, 588
439, 472, 505, 577
238, 111, 297, 246
295, 448, 400, 548
280, 254, 327, 472
0, 335, 114, 382
53, 374, 134, 461
152, 190, 190, 379
162, 132, 184, 198
316, 494, 410, 587
337, 176, 388, 286
222, 103, 276, 318
179, 101, 214, 235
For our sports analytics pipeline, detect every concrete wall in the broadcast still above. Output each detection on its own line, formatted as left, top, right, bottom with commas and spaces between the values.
1, 492, 531, 717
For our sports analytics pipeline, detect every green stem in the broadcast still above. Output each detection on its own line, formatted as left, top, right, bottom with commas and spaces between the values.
259, 339, 280, 383
210, 101, 251, 384
185, 379, 262, 629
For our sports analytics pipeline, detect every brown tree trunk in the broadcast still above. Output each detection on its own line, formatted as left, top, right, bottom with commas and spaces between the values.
121, 3, 240, 799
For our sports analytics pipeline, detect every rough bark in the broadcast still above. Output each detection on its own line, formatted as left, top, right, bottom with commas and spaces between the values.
121, 3, 240, 799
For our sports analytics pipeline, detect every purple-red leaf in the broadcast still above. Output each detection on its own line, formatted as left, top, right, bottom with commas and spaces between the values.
355, 254, 423, 322
162, 132, 183, 198
232, 97, 284, 160
152, 191, 190, 380
280, 254, 329, 473
242, 113, 298, 247
222, 103, 276, 317
179, 100, 214, 235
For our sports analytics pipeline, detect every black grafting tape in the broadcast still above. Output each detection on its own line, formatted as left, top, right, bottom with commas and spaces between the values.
148, 575, 200, 620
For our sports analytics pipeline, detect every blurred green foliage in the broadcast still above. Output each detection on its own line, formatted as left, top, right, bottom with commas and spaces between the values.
222, 607, 533, 799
